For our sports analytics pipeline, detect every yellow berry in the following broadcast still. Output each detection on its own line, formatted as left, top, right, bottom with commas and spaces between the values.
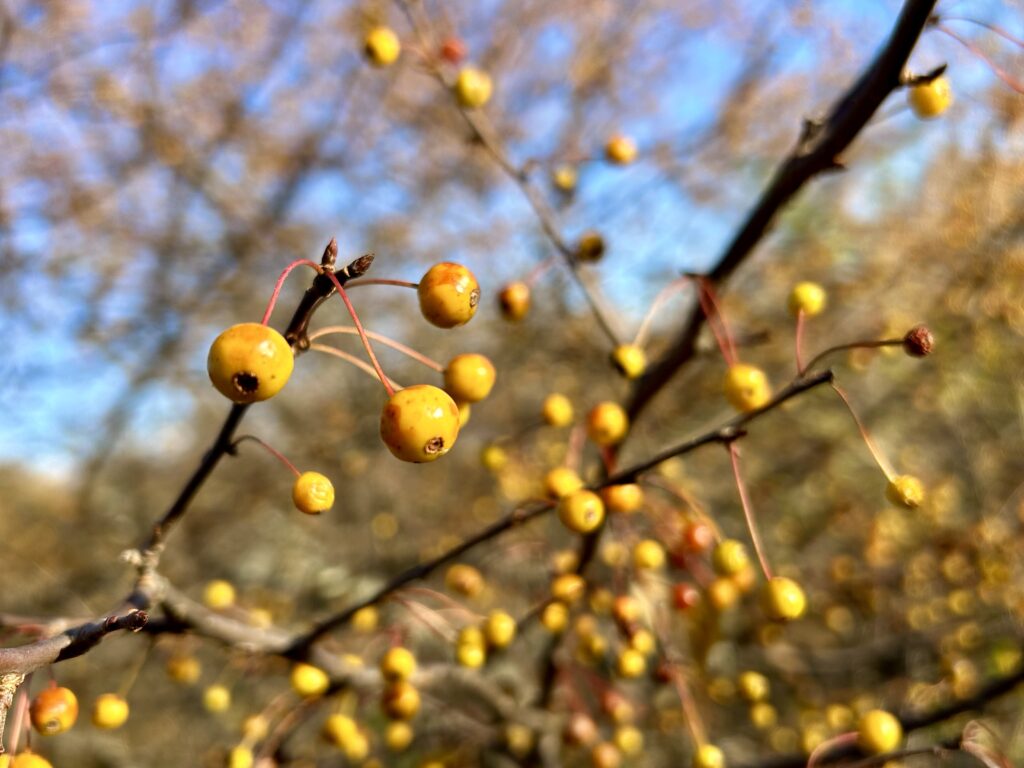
483, 610, 517, 648
91, 693, 129, 729
737, 671, 770, 703
207, 323, 294, 404
616, 648, 646, 678
380, 646, 417, 682
541, 601, 569, 633
242, 714, 269, 741
614, 725, 643, 755
707, 578, 740, 612
445, 563, 484, 597
605, 134, 637, 165
723, 364, 771, 413
764, 577, 807, 621
600, 484, 643, 514
380, 384, 460, 462
558, 489, 606, 534
551, 573, 587, 603
788, 282, 827, 317
292, 471, 335, 515
545, 466, 584, 499
712, 539, 749, 576
203, 684, 231, 713
382, 680, 421, 720
456, 628, 487, 668
586, 402, 629, 446
323, 713, 358, 746
30, 686, 78, 736
203, 579, 236, 609
610, 345, 646, 379
444, 353, 496, 402
454, 66, 492, 108
498, 281, 530, 322
907, 75, 952, 119
506, 723, 535, 758
542, 393, 574, 427
417, 262, 480, 328
11, 755, 53, 768
480, 443, 508, 472
576, 231, 606, 262
552, 164, 578, 192
857, 709, 903, 753
886, 475, 924, 509
166, 655, 201, 685
228, 746, 254, 768
352, 605, 379, 632
364, 26, 401, 67
290, 663, 330, 697
693, 743, 726, 768
456, 400, 471, 427
591, 741, 622, 768
341, 730, 369, 761
630, 628, 655, 655
386, 720, 414, 751
633, 539, 666, 570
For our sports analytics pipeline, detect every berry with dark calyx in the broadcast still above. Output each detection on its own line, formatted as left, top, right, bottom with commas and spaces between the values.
292, 471, 335, 515
364, 26, 401, 67
454, 67, 492, 108
498, 281, 531, 322
30, 686, 79, 735
610, 344, 646, 379
444, 353, 496, 402
380, 384, 460, 462
417, 262, 480, 328
907, 75, 952, 119
207, 323, 294, 404
902, 325, 934, 357
576, 231, 606, 262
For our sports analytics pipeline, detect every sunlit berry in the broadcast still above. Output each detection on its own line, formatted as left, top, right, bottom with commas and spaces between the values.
444, 353, 496, 402
788, 281, 827, 317
558, 489, 606, 534
364, 26, 401, 67
498, 281, 530, 322
91, 693, 129, 729
764, 576, 807, 621
203, 579, 236, 609
352, 605, 379, 632
30, 686, 78, 735
692, 743, 726, 768
604, 134, 637, 165
417, 262, 480, 328
541, 601, 569, 633
380, 646, 417, 682
673, 582, 701, 612
707, 578, 740, 612
551, 573, 587, 603
616, 648, 646, 678
592, 741, 622, 768
614, 724, 643, 755
886, 474, 924, 509
542, 393, 574, 427
586, 402, 629, 446
907, 75, 952, 119
207, 323, 294, 404
454, 66, 492, 108
610, 344, 646, 379
483, 610, 517, 648
382, 680, 421, 719
723, 363, 771, 413
712, 539, 749, 576
552, 164, 578, 192
633, 539, 666, 570
545, 466, 584, 499
445, 563, 484, 597
857, 709, 903, 753
380, 384, 460, 462
737, 671, 770, 702
228, 746, 254, 768
323, 713, 357, 746
290, 663, 330, 697
682, 520, 715, 553
203, 684, 231, 713
166, 655, 201, 685
292, 470, 335, 515
11, 754, 54, 768
385, 720, 414, 751
600, 483, 643, 514
456, 627, 487, 668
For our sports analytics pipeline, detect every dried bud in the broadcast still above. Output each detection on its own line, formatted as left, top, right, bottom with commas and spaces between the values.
902, 325, 934, 357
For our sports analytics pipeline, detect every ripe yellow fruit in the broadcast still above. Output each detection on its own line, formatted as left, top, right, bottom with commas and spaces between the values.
480, 443, 508, 472
604, 134, 637, 165
712, 539, 749, 576
445, 563, 484, 597
91, 693, 129, 729
323, 713, 358, 746
166, 655, 201, 684
707, 578, 740, 612
614, 724, 643, 755
228, 746, 254, 768
417, 262, 481, 328
610, 344, 646, 379
558, 489, 606, 534
632, 539, 666, 570
456, 627, 487, 668
907, 75, 952, 119
788, 281, 827, 317
764, 577, 807, 621
692, 743, 726, 768
203, 684, 231, 713
723, 364, 771, 413
203, 579, 236, 610
352, 605, 379, 632
207, 322, 294, 404
600, 483, 643, 514
737, 671, 770, 702
551, 573, 587, 603
454, 66, 492, 108
541, 601, 569, 633
385, 720, 414, 752
444, 353, 496, 402
291, 470, 335, 515
364, 26, 401, 67
483, 610, 517, 648
380, 646, 417, 682
552, 164, 578, 192
456, 400, 471, 427
542, 393, 574, 427
857, 709, 903, 753
498, 281, 530, 322
30, 686, 78, 735
290, 663, 330, 697
616, 648, 646, 678
545, 466, 584, 499
576, 231, 606, 262
380, 384, 460, 462
886, 474, 925, 508
586, 402, 629, 446
11, 754, 54, 768
382, 680, 421, 719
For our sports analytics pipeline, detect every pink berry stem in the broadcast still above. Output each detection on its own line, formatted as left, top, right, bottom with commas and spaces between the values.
692, 277, 737, 366
7, 678, 28, 755
344, 278, 420, 290
391, 595, 458, 643
261, 259, 323, 326
321, 271, 396, 397
831, 382, 896, 479
795, 308, 807, 374
525, 255, 557, 288
309, 344, 403, 390
651, 615, 707, 749
938, 16, 1024, 50
937, 24, 1024, 94
308, 326, 443, 372
728, 442, 773, 581
232, 435, 301, 478
633, 275, 691, 348
801, 338, 902, 373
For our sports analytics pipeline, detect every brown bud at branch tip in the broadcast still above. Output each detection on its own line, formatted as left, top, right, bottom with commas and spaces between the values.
903, 325, 934, 357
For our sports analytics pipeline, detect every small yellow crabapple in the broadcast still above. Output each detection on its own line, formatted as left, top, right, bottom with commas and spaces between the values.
788, 281, 827, 317
545, 466, 584, 499
364, 26, 401, 67
764, 577, 807, 621
91, 693, 129, 729
290, 662, 330, 697
498, 281, 530, 322
380, 646, 417, 682
907, 75, 952, 119
207, 323, 294, 404
586, 402, 629, 446
558, 489, 606, 534
380, 384, 460, 463
203, 579, 236, 610
454, 67, 492, 108
444, 353, 496, 402
417, 262, 480, 328
857, 709, 903, 753
292, 471, 335, 514
542, 393, 574, 427
723, 364, 771, 413
610, 344, 646, 379
30, 686, 79, 735
604, 134, 637, 165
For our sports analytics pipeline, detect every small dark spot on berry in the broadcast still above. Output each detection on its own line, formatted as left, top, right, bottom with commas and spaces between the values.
469, 288, 480, 309
233, 372, 259, 393
424, 436, 445, 455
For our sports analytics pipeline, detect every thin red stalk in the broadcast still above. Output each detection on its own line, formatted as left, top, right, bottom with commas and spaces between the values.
345, 278, 419, 290
633, 276, 692, 348
322, 271, 395, 397
695, 287, 736, 366
937, 24, 1024, 93
308, 326, 443, 372
233, 435, 301, 478
795, 309, 807, 374
831, 382, 895, 479
728, 443, 773, 581
940, 16, 1024, 49
261, 259, 322, 326
697, 278, 738, 364
309, 344, 403, 390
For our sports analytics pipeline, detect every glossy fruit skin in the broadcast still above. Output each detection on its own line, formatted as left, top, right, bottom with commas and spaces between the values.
610, 345, 646, 379
764, 576, 807, 620
11, 754, 53, 768
886, 474, 924, 508
558, 490, 606, 534
382, 680, 421, 719
292, 471, 335, 514
907, 75, 952, 119
92, 693, 129, 729
440, 37, 466, 64
290, 663, 330, 697
207, 323, 294, 403
633, 539, 666, 570
30, 686, 78, 735
542, 393, 574, 427
551, 573, 586, 603
601, 483, 643, 513
693, 743, 726, 768
616, 648, 646, 678
712, 539, 749, 576
586, 402, 629, 446
858, 709, 903, 753
483, 610, 517, 648
498, 281, 531, 321
682, 521, 715, 553
444, 353, 496, 402
605, 135, 637, 165
418, 262, 481, 328
364, 26, 401, 67
380, 384, 460, 462
788, 281, 827, 317
723, 364, 771, 413
203, 579, 236, 609
672, 582, 701, 611
576, 231, 606, 262
545, 467, 584, 499
380, 646, 417, 682
454, 67, 493, 108
446, 562, 484, 597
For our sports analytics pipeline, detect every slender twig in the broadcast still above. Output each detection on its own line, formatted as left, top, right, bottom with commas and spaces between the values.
936, 24, 1024, 93
938, 15, 1024, 48
830, 382, 896, 479
801, 338, 904, 373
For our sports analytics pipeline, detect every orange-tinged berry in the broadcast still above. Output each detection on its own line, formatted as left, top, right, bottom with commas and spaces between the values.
600, 483, 643, 513
586, 402, 629, 446
857, 709, 903, 753
454, 67, 492, 108
444, 353, 496, 402
605, 134, 637, 165
788, 282, 827, 317
292, 470, 335, 514
541, 601, 569, 633
207, 323, 294, 403
907, 75, 952, 119
382, 680, 421, 719
545, 466, 584, 499
11, 754, 54, 768
707, 578, 740, 612
417, 262, 480, 328
576, 231, 606, 262
30, 686, 78, 735
764, 577, 807, 621
380, 384, 460, 462
723, 364, 771, 413
542, 393, 574, 427
886, 475, 924, 509
91, 693, 129, 729
558, 490, 606, 534
693, 743, 726, 768
380, 646, 417, 682
498, 281, 530, 322
290, 663, 330, 697
364, 26, 401, 67
610, 344, 646, 379
592, 741, 622, 768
